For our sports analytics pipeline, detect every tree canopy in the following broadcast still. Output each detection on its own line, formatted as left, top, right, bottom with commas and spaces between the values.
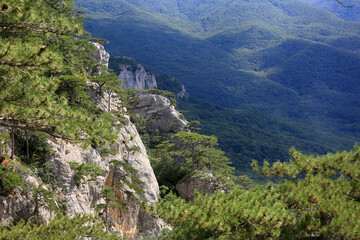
0, 0, 120, 147
157, 146, 360, 239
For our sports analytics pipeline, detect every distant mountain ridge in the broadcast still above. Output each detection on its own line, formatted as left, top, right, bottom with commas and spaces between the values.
298, 0, 360, 22
75, 0, 360, 141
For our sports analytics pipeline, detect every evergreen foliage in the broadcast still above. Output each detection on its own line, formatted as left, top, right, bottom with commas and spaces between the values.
0, 214, 120, 239
96, 186, 123, 225
69, 161, 105, 186
178, 96, 354, 181
150, 131, 235, 190
92, 71, 123, 112
150, 139, 190, 192
157, 146, 360, 239
0, 0, 121, 150
172, 132, 235, 181
110, 159, 145, 197
172, 132, 218, 171
31, 186, 57, 221
0, 163, 23, 195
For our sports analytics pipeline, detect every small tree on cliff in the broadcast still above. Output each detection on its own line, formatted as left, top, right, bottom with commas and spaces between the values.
96, 186, 123, 225
92, 70, 123, 112
172, 132, 218, 171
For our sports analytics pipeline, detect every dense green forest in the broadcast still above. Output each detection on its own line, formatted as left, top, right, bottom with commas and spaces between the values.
75, 0, 360, 145
299, 0, 360, 22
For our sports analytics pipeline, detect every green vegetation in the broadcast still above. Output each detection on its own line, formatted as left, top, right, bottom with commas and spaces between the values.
0, 214, 120, 240
69, 162, 105, 186
0, 164, 24, 196
157, 146, 360, 239
0, 0, 122, 152
178, 96, 354, 180
2, 0, 360, 238
31, 187, 57, 221
0, 0, 139, 237
150, 131, 236, 192
96, 186, 124, 224
155, 73, 184, 96
298, 0, 360, 22
75, 0, 360, 144
150, 139, 190, 192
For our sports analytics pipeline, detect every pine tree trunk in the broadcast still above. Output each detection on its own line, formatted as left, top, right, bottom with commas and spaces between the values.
108, 90, 111, 112
319, 212, 331, 240
111, 167, 117, 187
191, 145, 195, 171
26, 130, 29, 162
10, 126, 15, 160
33, 194, 39, 218
105, 198, 108, 224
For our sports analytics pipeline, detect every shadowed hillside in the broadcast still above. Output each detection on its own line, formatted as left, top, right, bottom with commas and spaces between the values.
77, 0, 360, 173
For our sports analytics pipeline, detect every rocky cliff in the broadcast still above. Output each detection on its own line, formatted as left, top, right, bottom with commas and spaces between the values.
92, 42, 110, 67
0, 44, 171, 239
130, 94, 187, 138
117, 57, 157, 90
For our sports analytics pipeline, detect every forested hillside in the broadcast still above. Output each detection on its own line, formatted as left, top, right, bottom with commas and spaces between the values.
75, 0, 360, 151
110, 55, 354, 181
178, 96, 353, 178
299, 0, 360, 21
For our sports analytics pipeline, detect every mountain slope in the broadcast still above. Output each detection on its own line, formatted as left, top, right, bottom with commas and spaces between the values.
75, 0, 360, 143
298, 0, 360, 22
177, 96, 354, 177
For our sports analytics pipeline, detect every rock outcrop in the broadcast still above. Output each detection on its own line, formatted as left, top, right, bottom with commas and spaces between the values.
91, 42, 110, 67
0, 44, 167, 239
177, 82, 189, 99
118, 57, 157, 90
130, 94, 187, 138
46, 117, 164, 239
176, 172, 223, 201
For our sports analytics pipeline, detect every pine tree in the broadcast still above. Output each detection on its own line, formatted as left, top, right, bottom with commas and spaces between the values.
31, 186, 57, 221
172, 132, 218, 171
157, 146, 360, 239
96, 186, 123, 225
0, 0, 120, 154
92, 70, 123, 112
0, 214, 120, 239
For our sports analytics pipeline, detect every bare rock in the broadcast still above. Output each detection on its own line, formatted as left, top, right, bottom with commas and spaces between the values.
91, 42, 110, 67
131, 94, 187, 138
118, 58, 157, 90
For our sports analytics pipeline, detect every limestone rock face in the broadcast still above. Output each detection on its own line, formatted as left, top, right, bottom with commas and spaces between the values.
0, 105, 165, 240
177, 82, 189, 99
176, 172, 223, 201
91, 42, 110, 67
118, 60, 157, 90
43, 119, 164, 239
45, 139, 107, 218
130, 94, 187, 138
102, 120, 165, 239
0, 181, 39, 225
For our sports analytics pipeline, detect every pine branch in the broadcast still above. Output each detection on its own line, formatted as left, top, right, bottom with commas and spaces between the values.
0, 23, 59, 33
